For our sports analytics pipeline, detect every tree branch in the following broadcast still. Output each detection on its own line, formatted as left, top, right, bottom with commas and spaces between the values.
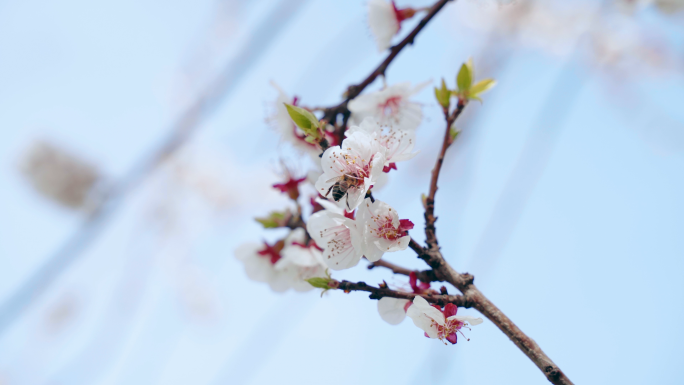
414, 101, 574, 384
408, 237, 426, 256
423, 258, 573, 384
367, 259, 441, 283
284, 0, 572, 382
321, 0, 454, 135
334, 280, 468, 307
424, 100, 466, 250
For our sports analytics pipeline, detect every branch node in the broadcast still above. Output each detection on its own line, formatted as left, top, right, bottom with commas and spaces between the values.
544, 366, 562, 382
461, 273, 474, 286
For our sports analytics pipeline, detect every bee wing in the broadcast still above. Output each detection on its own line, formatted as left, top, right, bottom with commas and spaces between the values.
325, 176, 342, 183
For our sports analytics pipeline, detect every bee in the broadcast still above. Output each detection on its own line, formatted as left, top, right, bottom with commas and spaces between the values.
325, 174, 363, 209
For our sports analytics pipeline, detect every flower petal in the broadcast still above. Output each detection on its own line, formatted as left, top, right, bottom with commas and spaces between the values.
363, 240, 385, 262
443, 303, 458, 318
367, 0, 400, 51
315, 197, 344, 215
448, 315, 484, 326
411, 296, 446, 326
377, 297, 409, 325
407, 302, 439, 338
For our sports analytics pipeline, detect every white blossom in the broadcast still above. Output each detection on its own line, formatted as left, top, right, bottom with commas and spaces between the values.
368, 0, 418, 51
307, 209, 364, 270
377, 297, 410, 325
277, 229, 328, 292
235, 241, 289, 292
406, 296, 483, 344
269, 81, 321, 157
377, 272, 434, 325
368, 0, 400, 51
346, 117, 417, 170
315, 130, 386, 211
348, 82, 428, 131
314, 196, 345, 215
356, 198, 413, 262
235, 228, 326, 292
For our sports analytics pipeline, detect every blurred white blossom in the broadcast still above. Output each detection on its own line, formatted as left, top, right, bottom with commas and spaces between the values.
346, 117, 417, 172
348, 81, 428, 131
368, 0, 418, 51
235, 228, 327, 292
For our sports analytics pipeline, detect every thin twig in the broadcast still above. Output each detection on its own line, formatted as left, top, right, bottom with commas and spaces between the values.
424, 100, 466, 250
429, 259, 573, 385
367, 259, 441, 283
414, 98, 574, 385
334, 280, 468, 307
321, 0, 454, 138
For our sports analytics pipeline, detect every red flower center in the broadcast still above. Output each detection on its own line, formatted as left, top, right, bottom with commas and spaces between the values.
257, 240, 285, 265
427, 303, 469, 344
273, 176, 307, 200
379, 96, 403, 118
391, 1, 417, 24
409, 271, 431, 294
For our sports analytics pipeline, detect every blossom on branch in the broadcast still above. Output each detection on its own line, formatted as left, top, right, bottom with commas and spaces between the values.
348, 82, 427, 131
235, 239, 289, 292
368, 0, 418, 51
378, 297, 412, 325
357, 198, 413, 261
273, 167, 307, 200
235, 229, 327, 292
346, 117, 417, 172
377, 272, 433, 325
406, 296, 483, 344
307, 209, 364, 270
313, 196, 355, 218
269, 81, 336, 157
315, 130, 387, 211
278, 231, 329, 292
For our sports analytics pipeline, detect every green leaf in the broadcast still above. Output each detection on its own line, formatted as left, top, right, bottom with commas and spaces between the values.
284, 104, 320, 135
470, 79, 496, 97
450, 127, 461, 141
469, 95, 483, 104
306, 277, 333, 289
255, 211, 288, 228
456, 62, 472, 92
434, 78, 451, 109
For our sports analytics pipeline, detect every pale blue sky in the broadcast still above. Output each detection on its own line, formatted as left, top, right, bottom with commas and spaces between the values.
0, 0, 683, 384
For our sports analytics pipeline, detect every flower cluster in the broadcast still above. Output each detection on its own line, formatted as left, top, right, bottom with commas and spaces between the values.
307, 197, 413, 270
269, 81, 338, 159
377, 272, 432, 325
235, 228, 327, 292
236, 1, 497, 346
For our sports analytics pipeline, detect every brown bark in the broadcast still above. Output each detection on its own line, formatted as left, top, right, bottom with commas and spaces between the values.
335, 280, 469, 308
312, 1, 574, 383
